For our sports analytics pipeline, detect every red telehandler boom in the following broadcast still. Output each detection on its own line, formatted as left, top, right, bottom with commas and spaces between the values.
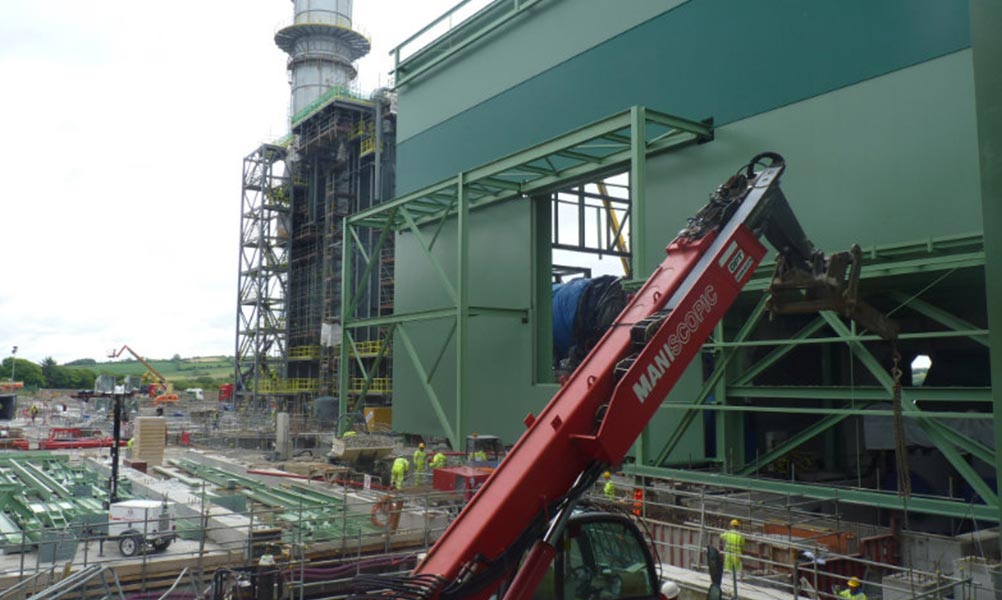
348, 154, 896, 600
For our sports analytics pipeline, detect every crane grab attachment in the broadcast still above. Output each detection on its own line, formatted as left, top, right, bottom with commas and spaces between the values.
349, 153, 896, 600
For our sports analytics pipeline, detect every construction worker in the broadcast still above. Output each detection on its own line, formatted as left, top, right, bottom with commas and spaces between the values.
126, 437, 134, 456
413, 443, 428, 483
602, 471, 616, 500
429, 450, 447, 469
720, 519, 746, 575
29, 404, 38, 424
468, 432, 487, 462
391, 456, 410, 490
839, 577, 867, 600
661, 581, 681, 600
632, 487, 644, 516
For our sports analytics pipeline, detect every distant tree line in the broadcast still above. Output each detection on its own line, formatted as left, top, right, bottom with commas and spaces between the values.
1, 357, 96, 389
1, 357, 231, 391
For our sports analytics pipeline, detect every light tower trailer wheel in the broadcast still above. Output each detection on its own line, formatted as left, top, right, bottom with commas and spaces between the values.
118, 531, 145, 557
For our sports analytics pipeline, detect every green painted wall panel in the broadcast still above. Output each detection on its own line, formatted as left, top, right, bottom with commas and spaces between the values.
392, 199, 554, 443
390, 1, 980, 461
391, 51, 982, 453
397, 0, 682, 142
641, 51, 982, 264
397, 0, 970, 195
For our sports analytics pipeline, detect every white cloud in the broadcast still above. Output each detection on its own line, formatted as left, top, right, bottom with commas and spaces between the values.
0, 0, 462, 365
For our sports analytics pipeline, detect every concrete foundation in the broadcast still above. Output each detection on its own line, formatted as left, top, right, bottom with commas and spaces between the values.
954, 557, 1002, 600
881, 571, 944, 600
904, 529, 1001, 575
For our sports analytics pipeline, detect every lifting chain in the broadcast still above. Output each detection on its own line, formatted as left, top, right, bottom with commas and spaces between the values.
891, 344, 911, 499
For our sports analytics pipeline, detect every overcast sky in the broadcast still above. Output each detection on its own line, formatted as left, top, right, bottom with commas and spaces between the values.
0, 0, 461, 365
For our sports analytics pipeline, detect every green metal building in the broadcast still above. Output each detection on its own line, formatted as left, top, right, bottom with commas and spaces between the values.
339, 0, 1001, 524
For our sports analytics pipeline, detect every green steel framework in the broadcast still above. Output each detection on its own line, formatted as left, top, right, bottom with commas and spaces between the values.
340, 105, 996, 523
641, 232, 995, 522
338, 106, 711, 445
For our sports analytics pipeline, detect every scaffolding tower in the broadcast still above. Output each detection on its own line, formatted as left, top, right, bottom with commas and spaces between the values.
235, 144, 291, 412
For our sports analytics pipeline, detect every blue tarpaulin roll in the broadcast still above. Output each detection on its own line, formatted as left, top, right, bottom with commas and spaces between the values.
552, 278, 589, 361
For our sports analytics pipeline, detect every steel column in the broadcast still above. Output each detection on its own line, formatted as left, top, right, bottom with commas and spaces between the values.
971, 0, 1002, 526
337, 216, 353, 433
456, 173, 469, 449
630, 106, 647, 278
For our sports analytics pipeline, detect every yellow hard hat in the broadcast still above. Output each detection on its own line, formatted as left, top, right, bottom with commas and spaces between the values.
603, 471, 611, 479
418, 442, 425, 449
730, 519, 740, 527
848, 577, 861, 589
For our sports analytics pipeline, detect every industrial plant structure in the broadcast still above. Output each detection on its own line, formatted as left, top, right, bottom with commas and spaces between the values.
221, 0, 1002, 594
334, 0, 1001, 526
3, 1, 1002, 599
236, 0, 1002, 523
236, 0, 396, 420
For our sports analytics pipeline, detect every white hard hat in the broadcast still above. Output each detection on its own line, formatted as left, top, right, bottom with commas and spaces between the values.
661, 580, 681, 599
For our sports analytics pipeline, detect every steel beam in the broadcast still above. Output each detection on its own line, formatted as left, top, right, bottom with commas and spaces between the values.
708, 328, 989, 349
628, 465, 998, 521
347, 108, 710, 232
889, 291, 990, 348
657, 403, 991, 419
727, 385, 991, 402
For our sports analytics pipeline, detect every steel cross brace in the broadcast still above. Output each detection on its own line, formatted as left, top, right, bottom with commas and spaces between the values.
651, 296, 768, 466
397, 324, 459, 448
821, 312, 999, 505
889, 291, 990, 348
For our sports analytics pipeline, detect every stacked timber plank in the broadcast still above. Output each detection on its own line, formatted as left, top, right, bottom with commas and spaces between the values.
132, 416, 166, 466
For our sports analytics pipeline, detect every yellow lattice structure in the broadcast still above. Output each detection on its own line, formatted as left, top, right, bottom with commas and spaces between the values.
252, 378, 320, 394
288, 346, 321, 361
360, 137, 376, 156
331, 340, 391, 357
348, 377, 391, 394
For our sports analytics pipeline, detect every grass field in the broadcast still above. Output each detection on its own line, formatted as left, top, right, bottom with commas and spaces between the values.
89, 356, 233, 380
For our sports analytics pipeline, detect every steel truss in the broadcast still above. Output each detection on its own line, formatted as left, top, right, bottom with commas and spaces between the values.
629, 233, 997, 521
340, 106, 712, 447
235, 144, 291, 412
